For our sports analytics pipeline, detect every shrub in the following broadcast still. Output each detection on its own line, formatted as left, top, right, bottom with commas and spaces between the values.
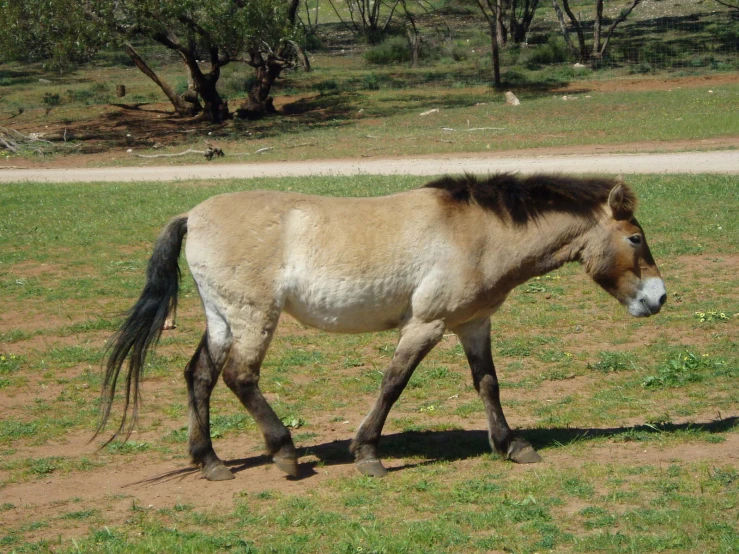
43, 93, 61, 106
525, 36, 569, 67
364, 36, 411, 65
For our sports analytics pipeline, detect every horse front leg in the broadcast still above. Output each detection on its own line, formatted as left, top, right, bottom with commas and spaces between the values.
454, 318, 541, 464
351, 319, 445, 477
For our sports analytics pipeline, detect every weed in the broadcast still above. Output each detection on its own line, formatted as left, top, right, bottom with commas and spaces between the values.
642, 351, 729, 388
104, 441, 150, 454
61, 509, 97, 520
694, 310, 730, 323
588, 351, 635, 373
0, 353, 24, 374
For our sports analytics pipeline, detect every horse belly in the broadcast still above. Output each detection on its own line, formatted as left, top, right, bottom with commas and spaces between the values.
283, 275, 411, 333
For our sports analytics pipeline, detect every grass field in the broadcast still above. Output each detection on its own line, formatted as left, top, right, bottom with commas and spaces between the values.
0, 174, 736, 553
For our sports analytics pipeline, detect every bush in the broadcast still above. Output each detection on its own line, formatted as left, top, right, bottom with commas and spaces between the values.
362, 72, 381, 90
364, 36, 411, 65
525, 35, 570, 68
43, 93, 61, 106
65, 83, 111, 105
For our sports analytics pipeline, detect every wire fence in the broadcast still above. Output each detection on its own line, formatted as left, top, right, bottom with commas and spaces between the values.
603, 8, 739, 72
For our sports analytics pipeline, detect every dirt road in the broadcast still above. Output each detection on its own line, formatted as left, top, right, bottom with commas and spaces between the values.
1, 149, 738, 183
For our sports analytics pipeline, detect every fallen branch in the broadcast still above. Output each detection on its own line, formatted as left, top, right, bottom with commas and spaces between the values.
0, 126, 81, 156
132, 147, 224, 160
440, 127, 506, 132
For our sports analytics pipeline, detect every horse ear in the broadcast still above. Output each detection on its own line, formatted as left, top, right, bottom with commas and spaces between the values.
608, 184, 627, 219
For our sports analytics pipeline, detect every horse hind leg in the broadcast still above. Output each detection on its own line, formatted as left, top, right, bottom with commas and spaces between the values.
221, 313, 298, 478
185, 330, 234, 481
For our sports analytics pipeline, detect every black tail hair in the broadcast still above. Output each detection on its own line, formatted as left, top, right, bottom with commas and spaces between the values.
95, 216, 188, 444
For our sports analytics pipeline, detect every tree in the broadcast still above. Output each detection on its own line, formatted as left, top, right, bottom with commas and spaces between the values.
475, 0, 503, 88
551, 0, 641, 65
241, 0, 311, 117
0, 0, 304, 123
507, 0, 541, 44
328, 0, 401, 37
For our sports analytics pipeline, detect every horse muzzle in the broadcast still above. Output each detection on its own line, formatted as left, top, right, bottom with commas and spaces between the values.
627, 277, 667, 317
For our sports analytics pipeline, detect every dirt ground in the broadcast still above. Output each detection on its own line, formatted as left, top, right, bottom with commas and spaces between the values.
1, 251, 737, 544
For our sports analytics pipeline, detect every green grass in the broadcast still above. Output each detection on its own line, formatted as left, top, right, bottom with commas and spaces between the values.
0, 174, 737, 552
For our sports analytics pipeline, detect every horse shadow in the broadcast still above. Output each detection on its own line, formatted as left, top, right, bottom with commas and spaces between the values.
222, 416, 737, 480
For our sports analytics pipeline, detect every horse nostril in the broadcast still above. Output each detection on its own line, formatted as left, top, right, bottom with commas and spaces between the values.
659, 293, 667, 306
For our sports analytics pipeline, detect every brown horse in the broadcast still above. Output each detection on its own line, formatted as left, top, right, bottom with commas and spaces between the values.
99, 173, 665, 480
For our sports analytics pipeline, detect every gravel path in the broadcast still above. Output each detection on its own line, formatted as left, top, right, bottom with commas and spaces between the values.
1, 150, 738, 183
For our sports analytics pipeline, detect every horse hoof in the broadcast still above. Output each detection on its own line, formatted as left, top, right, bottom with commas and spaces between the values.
274, 455, 299, 477
356, 458, 388, 477
203, 462, 235, 481
507, 439, 542, 464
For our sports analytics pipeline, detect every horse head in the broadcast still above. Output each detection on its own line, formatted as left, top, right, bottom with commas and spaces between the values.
585, 182, 666, 317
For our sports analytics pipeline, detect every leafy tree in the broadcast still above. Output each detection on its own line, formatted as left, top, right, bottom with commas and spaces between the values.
551, 0, 642, 65
0, 0, 304, 122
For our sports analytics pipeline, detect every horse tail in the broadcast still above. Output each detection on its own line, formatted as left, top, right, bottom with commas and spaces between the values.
95, 215, 189, 444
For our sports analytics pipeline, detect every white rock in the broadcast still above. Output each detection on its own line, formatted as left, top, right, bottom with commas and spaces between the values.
505, 91, 520, 106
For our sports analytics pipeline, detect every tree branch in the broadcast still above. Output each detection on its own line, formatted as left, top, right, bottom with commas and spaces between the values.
599, 0, 641, 58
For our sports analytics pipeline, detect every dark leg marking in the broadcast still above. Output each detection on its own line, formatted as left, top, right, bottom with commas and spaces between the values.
351, 320, 445, 476
222, 354, 298, 477
185, 333, 234, 480
454, 318, 541, 464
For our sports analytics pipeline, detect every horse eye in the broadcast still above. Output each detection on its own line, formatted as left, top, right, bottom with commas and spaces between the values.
628, 235, 642, 246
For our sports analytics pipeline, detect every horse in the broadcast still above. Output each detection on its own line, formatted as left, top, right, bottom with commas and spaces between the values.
98, 173, 666, 480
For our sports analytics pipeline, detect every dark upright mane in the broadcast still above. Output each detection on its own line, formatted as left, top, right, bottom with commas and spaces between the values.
425, 173, 636, 224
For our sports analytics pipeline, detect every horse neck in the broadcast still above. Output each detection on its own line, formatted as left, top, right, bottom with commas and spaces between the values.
481, 210, 599, 284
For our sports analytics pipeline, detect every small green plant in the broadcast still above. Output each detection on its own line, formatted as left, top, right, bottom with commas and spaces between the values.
0, 353, 23, 374
587, 351, 634, 373
693, 311, 730, 323
42, 92, 61, 106
642, 352, 727, 389
362, 72, 381, 91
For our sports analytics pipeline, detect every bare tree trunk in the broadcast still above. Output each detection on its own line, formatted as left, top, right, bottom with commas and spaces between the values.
123, 43, 200, 117
403, 5, 422, 67
598, 0, 642, 60
489, 18, 502, 88
509, 0, 539, 43
496, 0, 507, 47
560, 0, 589, 63
592, 0, 603, 60
407, 27, 421, 67
242, 60, 282, 117
180, 56, 229, 123
551, 0, 577, 56
477, 0, 502, 88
